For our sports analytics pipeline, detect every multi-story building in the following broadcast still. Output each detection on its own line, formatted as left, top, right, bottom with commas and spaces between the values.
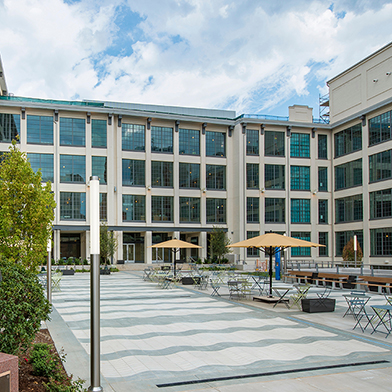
1, 42, 392, 267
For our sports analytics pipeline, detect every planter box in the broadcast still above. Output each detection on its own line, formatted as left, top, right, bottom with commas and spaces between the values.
100, 269, 110, 275
62, 270, 75, 275
181, 277, 200, 285
301, 298, 335, 313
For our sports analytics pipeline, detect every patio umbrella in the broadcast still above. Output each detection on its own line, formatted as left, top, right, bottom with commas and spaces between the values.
148, 239, 202, 278
229, 232, 325, 297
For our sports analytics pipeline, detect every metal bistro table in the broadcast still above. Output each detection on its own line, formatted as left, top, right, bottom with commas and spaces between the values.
342, 291, 370, 318
272, 286, 294, 308
371, 304, 392, 338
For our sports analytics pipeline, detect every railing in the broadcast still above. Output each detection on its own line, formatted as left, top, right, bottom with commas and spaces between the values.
237, 113, 330, 124
0, 95, 105, 107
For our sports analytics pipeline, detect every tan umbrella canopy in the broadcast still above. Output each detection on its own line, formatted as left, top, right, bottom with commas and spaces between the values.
229, 232, 325, 297
149, 239, 202, 277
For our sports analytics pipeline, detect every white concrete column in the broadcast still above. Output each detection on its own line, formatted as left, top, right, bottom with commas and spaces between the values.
145, 231, 152, 264
200, 231, 207, 262
54, 229, 61, 261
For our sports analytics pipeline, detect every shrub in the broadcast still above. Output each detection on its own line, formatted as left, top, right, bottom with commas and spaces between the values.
30, 343, 58, 378
0, 258, 51, 355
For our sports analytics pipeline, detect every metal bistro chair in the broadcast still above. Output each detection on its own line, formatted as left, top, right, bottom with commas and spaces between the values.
351, 298, 375, 332
51, 272, 62, 292
228, 280, 242, 300
289, 285, 310, 310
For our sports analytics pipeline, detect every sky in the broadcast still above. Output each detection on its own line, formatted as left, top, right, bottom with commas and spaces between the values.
1, 0, 392, 118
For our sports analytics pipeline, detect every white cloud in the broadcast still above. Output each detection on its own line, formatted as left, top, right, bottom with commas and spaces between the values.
1, 0, 392, 115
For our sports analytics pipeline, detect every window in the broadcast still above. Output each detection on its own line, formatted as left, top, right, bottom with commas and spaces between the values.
246, 163, 259, 189
27, 153, 54, 183
179, 163, 200, 188
206, 198, 226, 223
318, 199, 328, 224
265, 198, 285, 223
369, 150, 392, 183
27, 115, 53, 144
334, 123, 362, 157
369, 111, 392, 146
265, 164, 285, 189
290, 166, 310, 190
60, 192, 86, 220
335, 230, 363, 257
151, 161, 173, 187
151, 126, 173, 153
0, 113, 20, 142
206, 131, 225, 157
92, 156, 107, 184
370, 188, 392, 219
335, 195, 363, 223
318, 232, 328, 256
100, 193, 107, 221
152, 196, 173, 221
291, 133, 310, 158
318, 134, 328, 159
334, 159, 362, 190
60, 155, 86, 183
206, 165, 226, 190
318, 167, 328, 192
265, 131, 284, 156
180, 197, 200, 222
122, 195, 145, 221
92, 119, 107, 148
370, 228, 392, 256
291, 199, 310, 223
291, 232, 311, 256
60, 117, 85, 146
247, 231, 260, 257
122, 123, 145, 151
179, 129, 199, 155
246, 129, 259, 155
122, 159, 145, 186
247, 197, 259, 223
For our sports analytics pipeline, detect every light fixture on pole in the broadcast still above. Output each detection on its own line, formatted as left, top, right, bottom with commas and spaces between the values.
47, 231, 52, 304
88, 176, 102, 392
354, 235, 357, 268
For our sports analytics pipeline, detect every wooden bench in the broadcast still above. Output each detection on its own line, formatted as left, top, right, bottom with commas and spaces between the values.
284, 271, 314, 284
356, 275, 392, 294
314, 273, 349, 289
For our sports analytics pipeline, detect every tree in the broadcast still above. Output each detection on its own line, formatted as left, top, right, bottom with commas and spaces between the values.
209, 226, 231, 262
100, 222, 118, 265
342, 237, 363, 262
0, 258, 51, 355
0, 140, 56, 271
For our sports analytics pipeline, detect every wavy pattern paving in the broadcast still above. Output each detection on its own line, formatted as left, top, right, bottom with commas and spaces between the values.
52, 273, 389, 388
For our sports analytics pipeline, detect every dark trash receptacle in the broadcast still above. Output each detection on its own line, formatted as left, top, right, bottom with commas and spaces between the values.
302, 298, 335, 313
62, 269, 75, 275
309, 272, 318, 284
343, 275, 357, 289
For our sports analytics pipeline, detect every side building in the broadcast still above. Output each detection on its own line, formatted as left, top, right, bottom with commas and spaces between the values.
0, 41, 391, 267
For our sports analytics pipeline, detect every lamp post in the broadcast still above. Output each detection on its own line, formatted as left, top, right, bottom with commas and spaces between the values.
88, 176, 102, 392
47, 233, 52, 304
354, 235, 357, 268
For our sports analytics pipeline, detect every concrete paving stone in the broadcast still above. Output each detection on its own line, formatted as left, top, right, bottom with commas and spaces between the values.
48, 272, 392, 391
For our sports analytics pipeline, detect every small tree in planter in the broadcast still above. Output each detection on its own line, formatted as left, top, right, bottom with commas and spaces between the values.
342, 237, 363, 264
209, 227, 232, 263
100, 223, 118, 266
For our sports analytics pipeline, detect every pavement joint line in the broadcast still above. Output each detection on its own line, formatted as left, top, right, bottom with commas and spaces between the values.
155, 359, 390, 388
286, 316, 392, 349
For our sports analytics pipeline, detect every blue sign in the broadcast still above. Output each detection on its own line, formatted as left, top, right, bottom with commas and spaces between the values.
275, 248, 281, 280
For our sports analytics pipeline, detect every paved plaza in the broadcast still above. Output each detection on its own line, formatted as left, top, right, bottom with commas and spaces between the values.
47, 272, 392, 391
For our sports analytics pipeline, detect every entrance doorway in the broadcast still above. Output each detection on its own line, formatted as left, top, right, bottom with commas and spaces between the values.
123, 244, 135, 263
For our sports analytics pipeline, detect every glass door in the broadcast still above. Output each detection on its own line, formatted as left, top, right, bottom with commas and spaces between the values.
123, 244, 135, 263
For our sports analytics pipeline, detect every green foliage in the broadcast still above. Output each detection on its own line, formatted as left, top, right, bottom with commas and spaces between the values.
30, 343, 87, 392
209, 227, 231, 262
0, 258, 51, 355
342, 237, 363, 262
0, 140, 56, 271
100, 222, 118, 265
30, 343, 58, 378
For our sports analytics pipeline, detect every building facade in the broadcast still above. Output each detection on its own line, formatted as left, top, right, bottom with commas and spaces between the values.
1, 42, 392, 267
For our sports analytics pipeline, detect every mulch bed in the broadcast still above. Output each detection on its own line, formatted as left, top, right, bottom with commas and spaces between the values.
19, 328, 67, 392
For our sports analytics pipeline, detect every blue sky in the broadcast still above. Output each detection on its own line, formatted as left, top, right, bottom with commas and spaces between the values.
1, 0, 392, 118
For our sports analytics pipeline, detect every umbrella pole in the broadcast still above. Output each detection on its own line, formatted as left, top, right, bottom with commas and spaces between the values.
269, 246, 273, 297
